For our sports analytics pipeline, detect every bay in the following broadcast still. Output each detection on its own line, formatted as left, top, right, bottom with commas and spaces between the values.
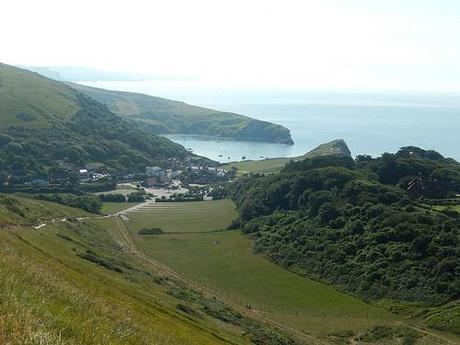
79, 81, 460, 162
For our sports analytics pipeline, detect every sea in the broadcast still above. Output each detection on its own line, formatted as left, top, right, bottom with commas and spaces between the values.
79, 81, 460, 163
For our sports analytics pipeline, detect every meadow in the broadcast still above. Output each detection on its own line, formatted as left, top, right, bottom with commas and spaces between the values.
126, 199, 238, 233
125, 200, 409, 340
223, 157, 292, 175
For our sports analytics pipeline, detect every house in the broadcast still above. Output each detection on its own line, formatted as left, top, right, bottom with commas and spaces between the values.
407, 177, 454, 199
146, 166, 164, 177
407, 178, 424, 199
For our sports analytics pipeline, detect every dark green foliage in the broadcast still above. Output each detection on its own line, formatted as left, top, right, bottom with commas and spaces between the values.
229, 151, 460, 305
33, 193, 102, 213
98, 193, 126, 202
77, 250, 123, 273
126, 191, 146, 202
359, 147, 460, 196
176, 303, 200, 317
358, 325, 421, 344
138, 227, 163, 235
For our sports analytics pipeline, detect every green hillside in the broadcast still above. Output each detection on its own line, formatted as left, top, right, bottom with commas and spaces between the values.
0, 64, 78, 127
0, 63, 194, 181
0, 195, 302, 344
68, 83, 294, 145
224, 139, 352, 175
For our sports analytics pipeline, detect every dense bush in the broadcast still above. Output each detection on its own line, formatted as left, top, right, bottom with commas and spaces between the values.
0, 93, 194, 182
229, 151, 460, 305
138, 227, 163, 235
98, 193, 126, 202
34, 193, 102, 213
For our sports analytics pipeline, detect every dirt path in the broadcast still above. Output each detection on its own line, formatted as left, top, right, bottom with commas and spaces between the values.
110, 217, 328, 345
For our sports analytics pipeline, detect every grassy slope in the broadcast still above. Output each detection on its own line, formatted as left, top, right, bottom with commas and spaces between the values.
0, 196, 254, 345
224, 157, 295, 175
0, 63, 79, 127
224, 139, 352, 175
0, 194, 86, 226
68, 83, 294, 144
0, 63, 193, 176
122, 200, 459, 344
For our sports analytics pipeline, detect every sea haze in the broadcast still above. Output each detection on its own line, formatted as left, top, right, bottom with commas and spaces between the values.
79, 81, 460, 162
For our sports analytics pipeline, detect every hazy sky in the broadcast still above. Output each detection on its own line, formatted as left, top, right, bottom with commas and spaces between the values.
2, 0, 460, 92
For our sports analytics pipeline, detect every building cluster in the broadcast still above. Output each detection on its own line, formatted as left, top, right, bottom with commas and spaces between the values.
142, 166, 183, 188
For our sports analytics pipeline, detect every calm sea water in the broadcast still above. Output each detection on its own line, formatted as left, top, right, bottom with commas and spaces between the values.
80, 81, 460, 162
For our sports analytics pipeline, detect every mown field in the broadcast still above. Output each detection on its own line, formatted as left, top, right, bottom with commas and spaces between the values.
127, 199, 238, 233
101, 201, 140, 214
124, 199, 450, 343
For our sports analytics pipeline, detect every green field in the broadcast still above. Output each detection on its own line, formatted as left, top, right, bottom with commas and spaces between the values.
125, 200, 399, 339
224, 158, 293, 175
128, 199, 238, 233
101, 202, 140, 214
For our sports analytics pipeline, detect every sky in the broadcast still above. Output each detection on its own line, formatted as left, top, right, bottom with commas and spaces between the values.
2, 0, 460, 93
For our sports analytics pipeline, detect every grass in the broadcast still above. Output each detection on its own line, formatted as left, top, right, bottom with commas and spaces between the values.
130, 228, 397, 337
124, 199, 404, 339
224, 157, 293, 175
125, 199, 460, 343
101, 202, 140, 214
0, 200, 254, 344
0, 63, 78, 128
128, 199, 238, 233
2, 196, 457, 344
0, 194, 86, 226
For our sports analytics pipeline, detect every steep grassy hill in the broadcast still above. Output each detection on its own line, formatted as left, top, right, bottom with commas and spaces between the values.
68, 83, 294, 144
0, 63, 195, 181
0, 195, 300, 344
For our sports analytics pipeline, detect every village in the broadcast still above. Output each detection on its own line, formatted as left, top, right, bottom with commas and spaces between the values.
0, 159, 233, 203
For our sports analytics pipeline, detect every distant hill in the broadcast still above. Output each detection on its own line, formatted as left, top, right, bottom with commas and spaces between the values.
25, 65, 150, 81
303, 139, 351, 159
0, 63, 195, 181
68, 83, 294, 145
224, 139, 351, 174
